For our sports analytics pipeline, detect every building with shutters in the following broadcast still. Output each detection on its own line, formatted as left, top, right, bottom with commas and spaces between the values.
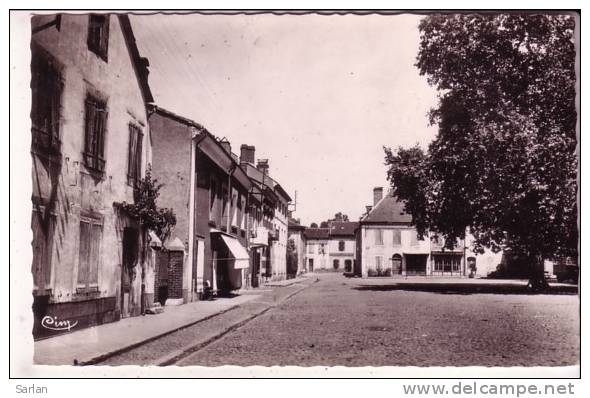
30, 13, 155, 338
328, 221, 358, 273
357, 187, 503, 278
149, 106, 253, 301
239, 146, 292, 283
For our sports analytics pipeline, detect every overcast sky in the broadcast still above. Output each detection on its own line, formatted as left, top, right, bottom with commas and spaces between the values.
131, 12, 439, 226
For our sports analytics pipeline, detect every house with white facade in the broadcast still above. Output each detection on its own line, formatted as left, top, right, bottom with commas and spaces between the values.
357, 187, 503, 278
328, 221, 358, 273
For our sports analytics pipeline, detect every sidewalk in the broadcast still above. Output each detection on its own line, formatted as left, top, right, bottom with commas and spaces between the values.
262, 275, 310, 287
34, 294, 259, 365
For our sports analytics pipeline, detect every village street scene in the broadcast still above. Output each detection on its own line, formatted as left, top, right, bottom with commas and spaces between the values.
21, 11, 578, 373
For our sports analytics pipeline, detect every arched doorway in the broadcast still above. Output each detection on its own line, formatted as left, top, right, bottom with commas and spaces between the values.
391, 254, 402, 276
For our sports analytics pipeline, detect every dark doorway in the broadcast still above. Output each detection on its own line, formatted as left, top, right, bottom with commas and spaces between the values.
309, 258, 314, 272
121, 227, 139, 318
344, 259, 352, 272
405, 254, 427, 275
392, 254, 402, 275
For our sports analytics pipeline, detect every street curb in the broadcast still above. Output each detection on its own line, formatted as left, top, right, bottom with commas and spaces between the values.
82, 304, 242, 366
153, 280, 315, 366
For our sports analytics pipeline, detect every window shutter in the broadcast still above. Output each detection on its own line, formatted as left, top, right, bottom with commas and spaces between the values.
98, 108, 107, 171
127, 125, 137, 182
50, 70, 63, 150
78, 221, 91, 286
84, 99, 95, 157
135, 129, 143, 181
88, 223, 101, 285
100, 15, 110, 60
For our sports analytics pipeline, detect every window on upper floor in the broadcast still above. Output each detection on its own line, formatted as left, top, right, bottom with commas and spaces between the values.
392, 229, 401, 246
375, 229, 383, 245
127, 123, 143, 186
338, 241, 345, 252
83, 95, 108, 173
209, 178, 217, 221
87, 14, 109, 61
31, 48, 63, 155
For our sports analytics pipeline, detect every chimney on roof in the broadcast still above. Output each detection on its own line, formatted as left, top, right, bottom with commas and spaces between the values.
240, 144, 255, 165
256, 159, 269, 175
219, 139, 231, 154
373, 187, 383, 206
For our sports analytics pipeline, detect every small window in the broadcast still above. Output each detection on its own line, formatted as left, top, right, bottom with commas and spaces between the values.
392, 230, 401, 246
333, 259, 340, 270
338, 240, 345, 252
83, 95, 108, 173
31, 49, 63, 154
127, 123, 143, 186
209, 177, 217, 221
375, 229, 383, 245
87, 14, 109, 61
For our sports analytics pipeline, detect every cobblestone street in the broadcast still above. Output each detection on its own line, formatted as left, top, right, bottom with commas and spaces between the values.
101, 273, 579, 367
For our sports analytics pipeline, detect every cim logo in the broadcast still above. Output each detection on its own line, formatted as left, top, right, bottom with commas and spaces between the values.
41, 315, 78, 332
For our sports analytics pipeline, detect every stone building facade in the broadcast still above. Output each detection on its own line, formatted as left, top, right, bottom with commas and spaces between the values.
30, 14, 155, 338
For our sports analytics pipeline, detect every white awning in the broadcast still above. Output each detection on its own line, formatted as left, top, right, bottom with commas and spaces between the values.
220, 234, 250, 269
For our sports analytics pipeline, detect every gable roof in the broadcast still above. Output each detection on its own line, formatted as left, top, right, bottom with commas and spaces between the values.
304, 228, 330, 240
361, 193, 413, 224
329, 221, 359, 237
118, 15, 154, 105
288, 219, 306, 231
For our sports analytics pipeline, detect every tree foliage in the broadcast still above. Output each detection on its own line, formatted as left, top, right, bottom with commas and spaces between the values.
385, 14, 578, 269
310, 222, 319, 228
117, 166, 177, 244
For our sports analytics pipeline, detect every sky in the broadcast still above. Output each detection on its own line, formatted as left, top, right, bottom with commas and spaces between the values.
131, 12, 440, 226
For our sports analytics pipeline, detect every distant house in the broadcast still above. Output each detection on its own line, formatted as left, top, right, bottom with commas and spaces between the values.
149, 106, 252, 301
304, 228, 330, 272
30, 14, 155, 338
328, 221, 358, 273
357, 187, 502, 278
239, 147, 292, 283
288, 218, 307, 275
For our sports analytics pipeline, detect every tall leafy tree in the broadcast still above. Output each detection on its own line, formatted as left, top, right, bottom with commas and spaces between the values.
385, 13, 578, 288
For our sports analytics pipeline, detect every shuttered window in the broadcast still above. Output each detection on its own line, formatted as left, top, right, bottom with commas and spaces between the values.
77, 219, 102, 292
87, 14, 109, 61
127, 123, 143, 185
375, 229, 383, 245
31, 211, 56, 293
84, 95, 108, 172
31, 49, 63, 154
392, 229, 401, 246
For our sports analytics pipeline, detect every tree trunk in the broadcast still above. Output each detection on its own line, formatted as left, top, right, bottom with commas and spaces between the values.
527, 254, 549, 292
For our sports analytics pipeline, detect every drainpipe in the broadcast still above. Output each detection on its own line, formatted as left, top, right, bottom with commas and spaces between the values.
188, 128, 207, 300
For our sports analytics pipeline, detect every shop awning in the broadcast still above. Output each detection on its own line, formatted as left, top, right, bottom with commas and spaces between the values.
220, 234, 250, 269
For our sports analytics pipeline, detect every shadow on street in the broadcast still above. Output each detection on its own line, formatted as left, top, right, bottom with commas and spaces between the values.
352, 282, 578, 295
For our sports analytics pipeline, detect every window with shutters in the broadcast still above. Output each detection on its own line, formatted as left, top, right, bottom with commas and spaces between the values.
30, 48, 63, 154
87, 14, 109, 61
127, 123, 143, 186
338, 241, 345, 252
209, 177, 217, 223
375, 229, 383, 245
77, 218, 102, 293
83, 95, 108, 173
31, 211, 56, 294
392, 229, 401, 246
